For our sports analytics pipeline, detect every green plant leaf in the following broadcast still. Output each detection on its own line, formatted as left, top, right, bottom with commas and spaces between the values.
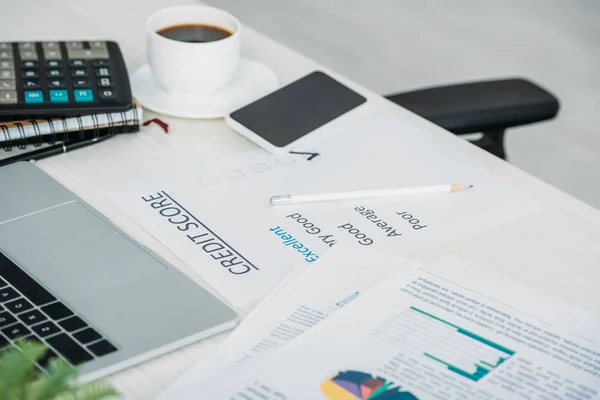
0, 340, 46, 400
0, 339, 119, 400
27, 358, 79, 400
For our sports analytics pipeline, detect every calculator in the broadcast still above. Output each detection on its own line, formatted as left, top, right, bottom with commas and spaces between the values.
0, 41, 132, 121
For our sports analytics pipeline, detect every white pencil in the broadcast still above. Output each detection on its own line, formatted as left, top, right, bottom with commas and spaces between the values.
270, 184, 473, 206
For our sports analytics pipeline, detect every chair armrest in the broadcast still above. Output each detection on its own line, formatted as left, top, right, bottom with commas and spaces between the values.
384, 78, 560, 134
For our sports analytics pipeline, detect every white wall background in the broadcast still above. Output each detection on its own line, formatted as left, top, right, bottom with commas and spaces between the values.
205, 0, 600, 209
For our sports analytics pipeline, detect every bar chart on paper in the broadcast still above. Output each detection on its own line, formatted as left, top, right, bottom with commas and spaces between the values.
372, 307, 515, 382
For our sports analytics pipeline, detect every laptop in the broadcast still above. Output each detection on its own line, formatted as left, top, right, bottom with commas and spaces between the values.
0, 162, 238, 382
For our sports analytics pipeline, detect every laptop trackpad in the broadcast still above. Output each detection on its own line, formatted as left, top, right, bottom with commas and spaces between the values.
0, 201, 165, 304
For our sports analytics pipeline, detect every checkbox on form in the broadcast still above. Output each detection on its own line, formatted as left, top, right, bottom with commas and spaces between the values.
223, 170, 245, 180
250, 163, 271, 173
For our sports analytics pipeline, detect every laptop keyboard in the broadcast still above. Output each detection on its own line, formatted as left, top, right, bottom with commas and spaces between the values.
0, 251, 117, 369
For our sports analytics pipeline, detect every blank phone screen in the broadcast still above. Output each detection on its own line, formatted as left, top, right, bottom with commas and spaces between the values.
229, 71, 367, 148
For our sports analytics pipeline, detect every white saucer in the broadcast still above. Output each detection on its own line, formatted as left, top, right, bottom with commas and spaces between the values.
131, 59, 279, 119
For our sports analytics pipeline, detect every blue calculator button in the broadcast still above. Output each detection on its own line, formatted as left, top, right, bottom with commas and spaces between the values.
50, 90, 69, 103
24, 90, 44, 104
74, 89, 93, 103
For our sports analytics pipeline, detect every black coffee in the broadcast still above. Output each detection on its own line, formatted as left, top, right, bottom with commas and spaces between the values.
157, 23, 232, 43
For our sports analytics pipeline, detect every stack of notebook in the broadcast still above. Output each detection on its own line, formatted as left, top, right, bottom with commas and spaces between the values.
0, 99, 143, 160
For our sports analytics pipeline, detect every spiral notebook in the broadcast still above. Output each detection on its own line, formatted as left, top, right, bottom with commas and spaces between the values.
0, 99, 142, 153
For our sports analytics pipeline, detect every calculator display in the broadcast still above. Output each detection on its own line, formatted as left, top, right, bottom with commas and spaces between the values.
0, 41, 132, 121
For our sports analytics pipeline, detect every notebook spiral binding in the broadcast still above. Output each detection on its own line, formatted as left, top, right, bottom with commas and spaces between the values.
75, 116, 85, 142
91, 114, 100, 139
13, 122, 26, 151
30, 120, 42, 148
0, 125, 8, 152
0, 102, 140, 152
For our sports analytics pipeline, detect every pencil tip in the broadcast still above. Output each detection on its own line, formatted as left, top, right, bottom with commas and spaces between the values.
450, 184, 474, 192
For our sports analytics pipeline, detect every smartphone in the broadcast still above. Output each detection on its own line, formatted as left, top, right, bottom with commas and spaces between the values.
225, 71, 368, 153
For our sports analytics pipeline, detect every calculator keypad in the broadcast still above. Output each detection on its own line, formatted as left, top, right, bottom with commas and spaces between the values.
74, 89, 94, 103
97, 77, 112, 87
0, 48, 12, 59
72, 79, 90, 88
24, 80, 40, 89
18, 42, 38, 61
24, 90, 44, 104
99, 89, 117, 101
66, 41, 109, 60
48, 79, 65, 88
0, 80, 15, 90
0, 44, 16, 104
0, 40, 131, 119
0, 91, 17, 105
22, 61, 38, 69
49, 90, 69, 103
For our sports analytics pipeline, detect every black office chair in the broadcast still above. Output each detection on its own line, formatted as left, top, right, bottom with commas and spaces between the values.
384, 78, 560, 160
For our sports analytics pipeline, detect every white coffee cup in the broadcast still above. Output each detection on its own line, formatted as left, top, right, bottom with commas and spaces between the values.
146, 6, 242, 96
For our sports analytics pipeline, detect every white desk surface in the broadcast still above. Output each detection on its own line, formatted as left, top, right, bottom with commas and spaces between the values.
3, 0, 600, 398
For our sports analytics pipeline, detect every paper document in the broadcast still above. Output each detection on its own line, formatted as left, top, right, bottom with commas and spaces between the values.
110, 150, 311, 306
217, 256, 600, 399
157, 246, 417, 399
110, 115, 541, 306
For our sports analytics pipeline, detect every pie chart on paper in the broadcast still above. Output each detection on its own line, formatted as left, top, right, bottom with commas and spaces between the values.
320, 370, 418, 399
